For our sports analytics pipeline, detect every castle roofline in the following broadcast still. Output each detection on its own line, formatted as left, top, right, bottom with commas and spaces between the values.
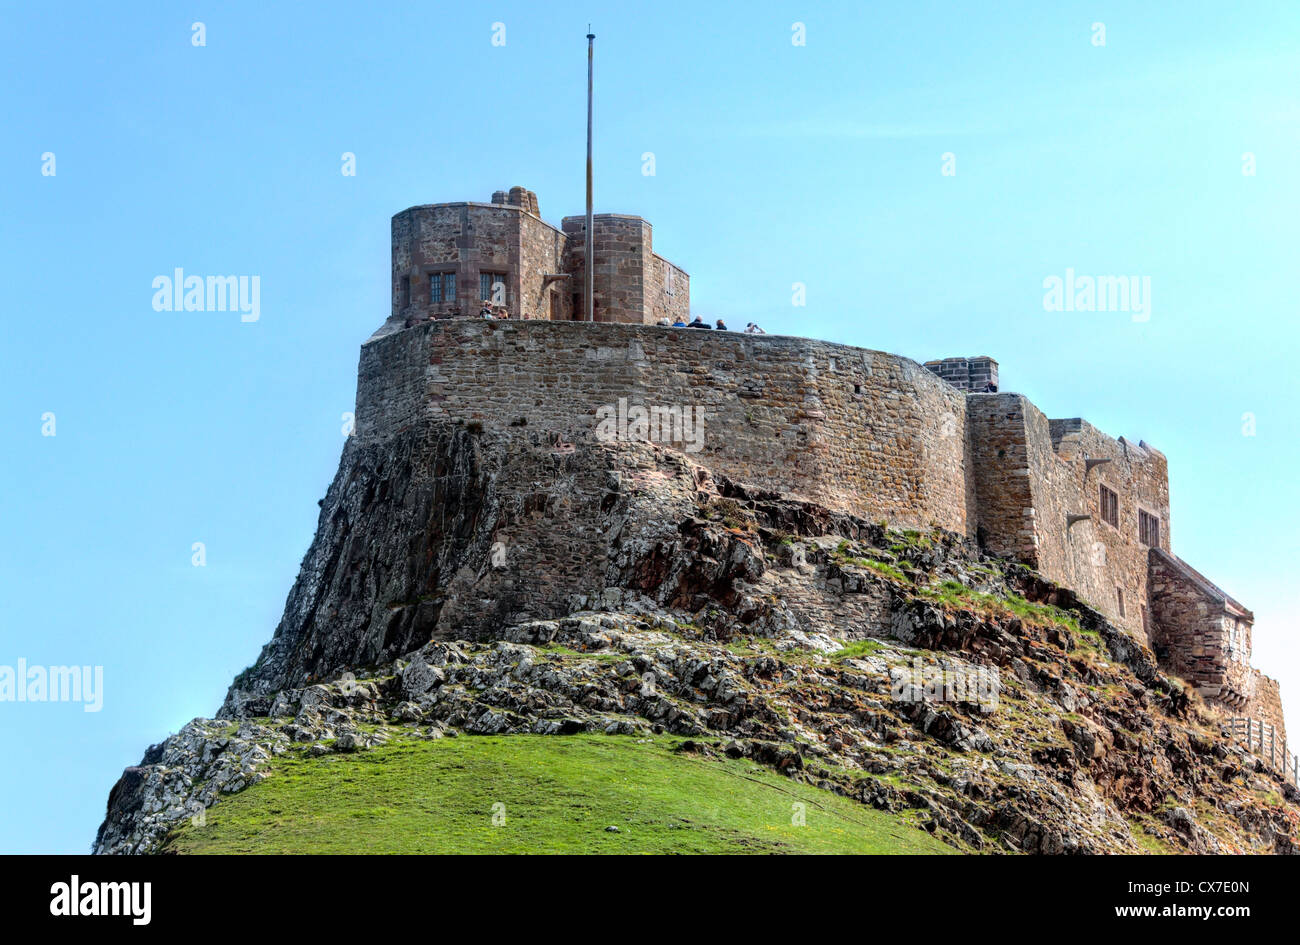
392, 201, 566, 237
1045, 417, 1163, 460
557, 213, 690, 274
650, 250, 689, 275
561, 212, 649, 223
1152, 548, 1253, 620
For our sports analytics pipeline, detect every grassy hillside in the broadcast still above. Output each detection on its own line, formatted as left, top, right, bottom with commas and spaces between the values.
163, 733, 953, 854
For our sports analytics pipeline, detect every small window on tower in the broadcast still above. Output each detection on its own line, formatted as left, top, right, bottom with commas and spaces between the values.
429, 271, 456, 303
1099, 484, 1119, 528
1139, 509, 1161, 547
399, 275, 410, 309
480, 272, 507, 305
1116, 587, 1125, 618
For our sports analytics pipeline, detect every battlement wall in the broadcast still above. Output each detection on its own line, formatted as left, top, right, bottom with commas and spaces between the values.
356, 319, 976, 534
391, 204, 538, 318
968, 393, 1170, 638
1149, 548, 1255, 706
562, 215, 656, 324
1244, 673, 1288, 750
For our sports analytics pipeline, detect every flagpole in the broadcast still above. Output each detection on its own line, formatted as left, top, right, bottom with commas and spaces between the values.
585, 28, 595, 322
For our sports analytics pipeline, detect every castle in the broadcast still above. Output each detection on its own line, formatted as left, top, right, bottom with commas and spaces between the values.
384, 186, 689, 327
365, 186, 1287, 750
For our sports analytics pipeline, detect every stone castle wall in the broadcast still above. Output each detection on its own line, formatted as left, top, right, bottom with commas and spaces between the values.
647, 252, 690, 325
561, 216, 645, 322
1149, 549, 1255, 707
1149, 551, 1236, 698
1029, 411, 1170, 640
356, 319, 976, 535
356, 322, 1167, 638
967, 395, 1037, 562
1244, 673, 1288, 752
968, 394, 1169, 638
518, 213, 571, 321
391, 189, 689, 328
555, 215, 690, 325
391, 204, 528, 318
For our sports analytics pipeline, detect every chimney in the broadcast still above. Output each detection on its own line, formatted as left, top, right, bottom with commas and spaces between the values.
924, 356, 1000, 392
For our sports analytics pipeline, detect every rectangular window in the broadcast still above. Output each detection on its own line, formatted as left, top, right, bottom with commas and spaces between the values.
399, 275, 410, 308
429, 271, 455, 303
1116, 587, 1125, 618
1099, 484, 1119, 528
1139, 509, 1160, 547
480, 271, 507, 304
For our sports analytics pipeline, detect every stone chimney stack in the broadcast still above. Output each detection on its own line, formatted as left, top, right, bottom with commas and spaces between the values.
506, 186, 539, 216
924, 356, 1000, 392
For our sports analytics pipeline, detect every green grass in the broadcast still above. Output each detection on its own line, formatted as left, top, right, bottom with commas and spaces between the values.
918, 580, 1081, 633
163, 734, 953, 855
861, 560, 909, 582
831, 542, 911, 583
830, 639, 888, 661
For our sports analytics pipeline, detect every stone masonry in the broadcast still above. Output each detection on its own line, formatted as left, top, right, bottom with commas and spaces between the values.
924, 356, 999, 392
357, 319, 974, 536
384, 187, 687, 331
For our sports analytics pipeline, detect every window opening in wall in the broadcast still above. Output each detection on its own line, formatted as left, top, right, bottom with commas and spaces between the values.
1100, 484, 1119, 528
480, 271, 507, 305
1116, 587, 1125, 618
1139, 509, 1160, 547
429, 271, 456, 303
399, 275, 410, 308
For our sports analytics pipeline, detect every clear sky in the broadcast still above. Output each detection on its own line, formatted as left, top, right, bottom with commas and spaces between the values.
3, 1, 1298, 853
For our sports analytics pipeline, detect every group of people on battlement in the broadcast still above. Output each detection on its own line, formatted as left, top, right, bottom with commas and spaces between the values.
658, 316, 765, 333
408, 304, 767, 334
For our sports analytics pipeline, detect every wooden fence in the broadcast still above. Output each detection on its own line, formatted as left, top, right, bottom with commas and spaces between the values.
1224, 717, 1298, 786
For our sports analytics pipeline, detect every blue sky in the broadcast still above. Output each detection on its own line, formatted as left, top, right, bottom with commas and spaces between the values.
2, 1, 1298, 853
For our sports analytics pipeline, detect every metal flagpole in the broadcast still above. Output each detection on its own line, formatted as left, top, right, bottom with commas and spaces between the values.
585, 28, 595, 322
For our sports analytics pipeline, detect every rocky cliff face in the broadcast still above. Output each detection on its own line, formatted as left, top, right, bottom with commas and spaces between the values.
95, 417, 1300, 855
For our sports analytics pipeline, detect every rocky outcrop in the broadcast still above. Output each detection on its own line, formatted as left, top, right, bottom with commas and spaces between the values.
96, 425, 1300, 854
